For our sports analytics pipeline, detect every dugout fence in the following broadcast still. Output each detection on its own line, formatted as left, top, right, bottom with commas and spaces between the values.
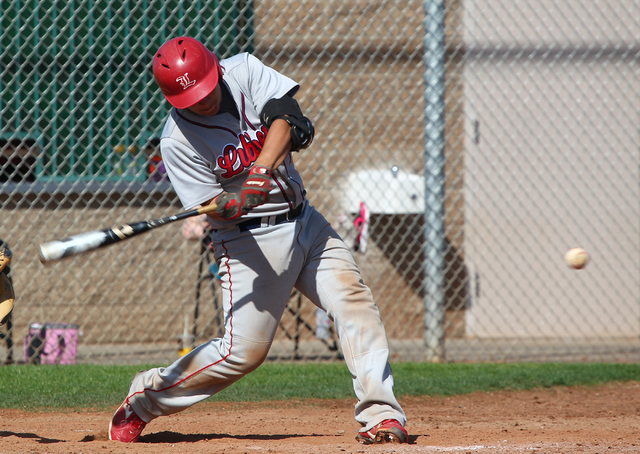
0, 0, 639, 365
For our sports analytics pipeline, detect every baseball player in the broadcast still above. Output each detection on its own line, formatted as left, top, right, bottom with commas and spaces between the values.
109, 36, 408, 445
0, 242, 14, 326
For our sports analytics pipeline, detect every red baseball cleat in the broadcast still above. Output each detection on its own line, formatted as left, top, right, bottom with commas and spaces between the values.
108, 400, 147, 442
356, 419, 408, 444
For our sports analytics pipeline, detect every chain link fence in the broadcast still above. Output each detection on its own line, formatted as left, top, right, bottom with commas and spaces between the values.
0, 0, 639, 365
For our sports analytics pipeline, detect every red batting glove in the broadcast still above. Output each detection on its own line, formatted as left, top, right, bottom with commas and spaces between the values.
211, 192, 243, 221
240, 165, 272, 213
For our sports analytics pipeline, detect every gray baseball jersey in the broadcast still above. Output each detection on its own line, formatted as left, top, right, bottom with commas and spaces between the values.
160, 53, 306, 230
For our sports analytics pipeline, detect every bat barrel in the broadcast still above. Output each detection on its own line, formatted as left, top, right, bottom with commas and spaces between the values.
39, 230, 110, 264
38, 207, 208, 264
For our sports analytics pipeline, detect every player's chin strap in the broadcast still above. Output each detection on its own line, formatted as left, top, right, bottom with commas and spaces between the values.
260, 95, 315, 151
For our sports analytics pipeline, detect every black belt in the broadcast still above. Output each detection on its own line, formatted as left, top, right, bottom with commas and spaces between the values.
237, 204, 304, 232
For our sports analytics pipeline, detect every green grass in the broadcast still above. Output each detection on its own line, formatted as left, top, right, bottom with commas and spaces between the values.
0, 362, 639, 411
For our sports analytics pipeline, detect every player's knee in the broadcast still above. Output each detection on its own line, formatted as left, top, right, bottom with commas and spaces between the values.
228, 340, 270, 375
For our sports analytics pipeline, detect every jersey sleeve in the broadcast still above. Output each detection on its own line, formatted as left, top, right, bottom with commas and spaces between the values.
243, 53, 300, 116
160, 137, 222, 210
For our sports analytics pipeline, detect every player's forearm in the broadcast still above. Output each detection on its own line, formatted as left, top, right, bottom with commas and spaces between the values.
254, 118, 292, 171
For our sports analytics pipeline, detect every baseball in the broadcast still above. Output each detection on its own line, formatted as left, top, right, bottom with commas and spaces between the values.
564, 247, 589, 269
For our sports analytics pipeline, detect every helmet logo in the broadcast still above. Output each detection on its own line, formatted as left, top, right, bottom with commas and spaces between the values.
176, 73, 196, 90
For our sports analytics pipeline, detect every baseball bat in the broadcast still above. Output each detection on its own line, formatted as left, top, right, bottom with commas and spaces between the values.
39, 202, 218, 264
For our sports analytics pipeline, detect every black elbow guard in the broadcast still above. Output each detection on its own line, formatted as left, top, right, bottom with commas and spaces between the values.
260, 95, 315, 151
286, 115, 314, 151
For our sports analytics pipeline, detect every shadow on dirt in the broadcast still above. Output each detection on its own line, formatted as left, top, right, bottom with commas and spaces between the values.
138, 431, 334, 443
0, 431, 63, 444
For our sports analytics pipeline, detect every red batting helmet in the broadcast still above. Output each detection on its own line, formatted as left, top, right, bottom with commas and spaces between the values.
153, 37, 222, 109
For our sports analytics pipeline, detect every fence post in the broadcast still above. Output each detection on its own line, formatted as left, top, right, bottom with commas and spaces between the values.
423, 0, 446, 362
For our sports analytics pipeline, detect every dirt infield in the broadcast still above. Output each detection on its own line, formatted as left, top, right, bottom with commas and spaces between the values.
1, 381, 639, 453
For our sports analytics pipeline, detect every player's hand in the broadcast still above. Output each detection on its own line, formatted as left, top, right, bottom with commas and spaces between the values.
181, 214, 209, 241
211, 192, 243, 221
240, 165, 272, 212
